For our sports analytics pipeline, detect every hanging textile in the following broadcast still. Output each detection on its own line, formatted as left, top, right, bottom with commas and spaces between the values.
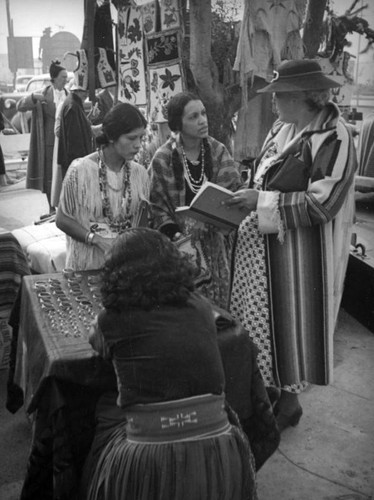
73, 49, 89, 90
140, 1, 159, 35
160, 0, 181, 31
96, 47, 117, 88
81, 0, 116, 91
148, 63, 184, 122
94, 0, 116, 71
316, 54, 353, 107
146, 29, 181, 65
234, 0, 306, 84
117, 4, 148, 105
94, 0, 116, 89
145, 29, 184, 123
233, 0, 306, 163
234, 93, 274, 162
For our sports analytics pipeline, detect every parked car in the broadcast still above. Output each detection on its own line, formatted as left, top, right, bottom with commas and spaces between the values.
15, 75, 35, 93
25, 72, 74, 93
1, 72, 95, 132
0, 91, 27, 127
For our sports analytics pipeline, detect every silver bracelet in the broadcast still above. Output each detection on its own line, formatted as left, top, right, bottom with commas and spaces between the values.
87, 231, 95, 246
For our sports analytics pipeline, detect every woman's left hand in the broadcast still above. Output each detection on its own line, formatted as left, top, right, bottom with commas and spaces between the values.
223, 189, 259, 212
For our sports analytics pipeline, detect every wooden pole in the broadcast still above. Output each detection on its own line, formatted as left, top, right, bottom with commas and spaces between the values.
5, 0, 17, 87
88, 0, 96, 103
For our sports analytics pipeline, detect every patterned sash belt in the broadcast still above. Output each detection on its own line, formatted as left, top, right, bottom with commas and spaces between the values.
125, 393, 231, 443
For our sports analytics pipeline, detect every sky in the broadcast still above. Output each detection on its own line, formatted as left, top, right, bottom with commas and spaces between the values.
0, 0, 85, 56
0, 0, 373, 76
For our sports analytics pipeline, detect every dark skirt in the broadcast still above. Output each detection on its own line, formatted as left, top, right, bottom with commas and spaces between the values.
83, 393, 257, 500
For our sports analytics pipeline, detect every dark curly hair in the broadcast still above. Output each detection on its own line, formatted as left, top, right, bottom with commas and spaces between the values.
100, 228, 196, 311
96, 102, 147, 147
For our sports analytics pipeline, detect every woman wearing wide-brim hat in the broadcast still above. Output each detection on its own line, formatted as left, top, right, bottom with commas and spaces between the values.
224, 59, 357, 431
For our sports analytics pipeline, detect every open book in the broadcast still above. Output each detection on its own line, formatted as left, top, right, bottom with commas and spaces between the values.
175, 182, 248, 230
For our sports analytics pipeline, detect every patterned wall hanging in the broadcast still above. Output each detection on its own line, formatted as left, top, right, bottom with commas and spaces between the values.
145, 29, 181, 66
96, 47, 117, 88
160, 0, 181, 31
117, 4, 148, 105
73, 49, 89, 90
140, 1, 159, 35
148, 63, 184, 122
145, 29, 184, 123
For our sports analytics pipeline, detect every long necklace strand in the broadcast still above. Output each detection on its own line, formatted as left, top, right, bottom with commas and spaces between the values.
98, 150, 133, 233
181, 143, 206, 194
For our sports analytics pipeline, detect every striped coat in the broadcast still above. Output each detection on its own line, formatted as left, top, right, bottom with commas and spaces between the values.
230, 103, 356, 388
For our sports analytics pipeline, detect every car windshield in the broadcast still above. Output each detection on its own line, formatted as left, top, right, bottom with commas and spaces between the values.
26, 79, 50, 92
16, 77, 32, 85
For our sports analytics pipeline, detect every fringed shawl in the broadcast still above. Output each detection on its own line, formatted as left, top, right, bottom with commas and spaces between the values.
60, 156, 150, 271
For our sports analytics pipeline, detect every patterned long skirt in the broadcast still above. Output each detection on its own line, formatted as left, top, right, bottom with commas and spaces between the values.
230, 214, 306, 393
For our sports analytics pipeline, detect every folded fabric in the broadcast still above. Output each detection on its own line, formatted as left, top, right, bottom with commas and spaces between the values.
12, 223, 66, 273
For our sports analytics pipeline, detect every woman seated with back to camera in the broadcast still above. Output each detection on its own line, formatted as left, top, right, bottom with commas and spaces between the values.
81, 227, 257, 500
56, 103, 150, 271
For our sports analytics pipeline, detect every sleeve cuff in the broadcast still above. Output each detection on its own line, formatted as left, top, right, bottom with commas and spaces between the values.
257, 190, 281, 234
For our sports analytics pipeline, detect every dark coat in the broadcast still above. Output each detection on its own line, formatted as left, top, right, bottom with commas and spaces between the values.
17, 85, 67, 197
58, 92, 95, 178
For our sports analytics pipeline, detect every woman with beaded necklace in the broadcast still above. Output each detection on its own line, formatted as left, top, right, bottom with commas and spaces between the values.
149, 92, 243, 308
56, 103, 150, 271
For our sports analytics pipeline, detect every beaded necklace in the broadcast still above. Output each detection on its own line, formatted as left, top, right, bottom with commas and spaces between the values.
98, 150, 133, 233
181, 143, 206, 194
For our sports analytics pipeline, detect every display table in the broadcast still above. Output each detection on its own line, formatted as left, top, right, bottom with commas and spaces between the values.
9, 270, 279, 499
10, 271, 115, 500
14, 271, 114, 413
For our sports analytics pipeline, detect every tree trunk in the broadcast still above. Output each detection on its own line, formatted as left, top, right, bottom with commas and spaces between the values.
189, 0, 236, 149
303, 0, 328, 58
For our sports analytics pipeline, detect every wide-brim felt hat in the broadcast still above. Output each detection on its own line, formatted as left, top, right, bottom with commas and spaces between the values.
257, 59, 341, 93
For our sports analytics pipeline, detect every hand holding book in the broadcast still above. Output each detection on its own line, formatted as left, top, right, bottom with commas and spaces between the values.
222, 188, 259, 212
175, 182, 252, 231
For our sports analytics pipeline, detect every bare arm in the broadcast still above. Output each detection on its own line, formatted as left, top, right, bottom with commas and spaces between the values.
56, 205, 113, 255
56, 205, 88, 243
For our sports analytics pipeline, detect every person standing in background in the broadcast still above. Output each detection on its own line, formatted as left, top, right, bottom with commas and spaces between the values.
89, 83, 117, 126
17, 60, 68, 210
58, 81, 95, 180
0, 111, 14, 187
